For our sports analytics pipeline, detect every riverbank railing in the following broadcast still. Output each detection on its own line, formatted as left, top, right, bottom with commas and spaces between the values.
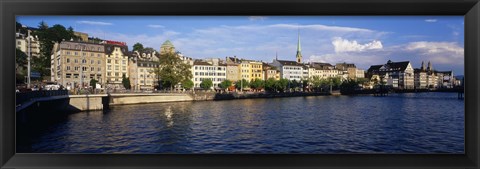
16, 90, 69, 106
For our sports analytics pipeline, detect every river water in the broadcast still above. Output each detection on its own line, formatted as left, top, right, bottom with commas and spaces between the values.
17, 92, 464, 153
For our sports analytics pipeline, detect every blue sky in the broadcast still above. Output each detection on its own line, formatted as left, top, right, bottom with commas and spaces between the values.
17, 16, 464, 75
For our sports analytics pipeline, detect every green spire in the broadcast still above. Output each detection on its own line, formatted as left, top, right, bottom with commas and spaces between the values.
297, 30, 301, 52
296, 29, 302, 63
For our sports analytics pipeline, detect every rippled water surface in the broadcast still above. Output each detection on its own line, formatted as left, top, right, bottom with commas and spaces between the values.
18, 92, 464, 153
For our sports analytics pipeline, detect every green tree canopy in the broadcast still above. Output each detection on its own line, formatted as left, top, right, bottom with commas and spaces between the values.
133, 42, 144, 52
122, 74, 131, 89
152, 51, 192, 90
235, 79, 249, 90
276, 78, 289, 92
32, 21, 78, 77
182, 79, 194, 90
200, 79, 213, 90
249, 78, 264, 90
219, 79, 232, 89
90, 79, 98, 89
265, 78, 277, 92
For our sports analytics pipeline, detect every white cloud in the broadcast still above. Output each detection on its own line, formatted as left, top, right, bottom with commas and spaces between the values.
76, 21, 113, 26
405, 41, 464, 64
147, 24, 165, 28
248, 16, 268, 21
268, 24, 375, 33
332, 37, 383, 53
425, 19, 437, 23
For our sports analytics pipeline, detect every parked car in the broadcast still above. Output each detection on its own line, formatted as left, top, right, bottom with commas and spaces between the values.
45, 82, 60, 90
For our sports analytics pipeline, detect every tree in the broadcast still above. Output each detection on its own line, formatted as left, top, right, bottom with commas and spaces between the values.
90, 79, 98, 89
200, 79, 213, 90
275, 78, 289, 92
265, 78, 277, 92
122, 74, 131, 90
182, 79, 194, 90
133, 42, 144, 52
16, 49, 28, 84
219, 79, 232, 90
33, 22, 78, 77
249, 78, 264, 91
235, 79, 249, 90
152, 51, 192, 90
15, 48, 27, 71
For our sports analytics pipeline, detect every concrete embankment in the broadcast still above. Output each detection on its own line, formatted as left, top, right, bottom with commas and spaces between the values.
17, 92, 332, 113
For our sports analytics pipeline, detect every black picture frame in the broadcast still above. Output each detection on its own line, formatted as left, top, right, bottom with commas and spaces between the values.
1, 0, 479, 168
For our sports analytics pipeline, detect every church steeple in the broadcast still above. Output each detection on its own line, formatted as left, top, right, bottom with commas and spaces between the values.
296, 29, 302, 63
275, 51, 278, 60
427, 61, 432, 71
421, 61, 426, 71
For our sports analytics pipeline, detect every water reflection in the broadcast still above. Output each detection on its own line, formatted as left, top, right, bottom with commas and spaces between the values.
18, 93, 464, 153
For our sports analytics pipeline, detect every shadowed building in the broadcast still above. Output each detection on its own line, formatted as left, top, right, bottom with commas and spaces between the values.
367, 60, 414, 89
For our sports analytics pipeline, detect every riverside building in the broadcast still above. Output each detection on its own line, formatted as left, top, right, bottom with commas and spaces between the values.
129, 49, 160, 90
50, 41, 105, 90
192, 59, 227, 90
104, 41, 130, 89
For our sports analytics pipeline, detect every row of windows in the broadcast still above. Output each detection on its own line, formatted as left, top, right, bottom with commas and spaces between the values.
106, 72, 126, 77
284, 67, 302, 70
66, 66, 101, 72
107, 65, 127, 71
65, 73, 101, 79
107, 53, 128, 59
106, 59, 127, 65
65, 45, 102, 52
195, 66, 225, 71
66, 58, 101, 65
194, 78, 226, 82
65, 51, 103, 57
194, 72, 226, 76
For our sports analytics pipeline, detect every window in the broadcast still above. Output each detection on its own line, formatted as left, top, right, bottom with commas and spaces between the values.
108, 65, 112, 70
122, 66, 126, 71
115, 60, 119, 64
66, 58, 70, 63
74, 74, 79, 78
107, 72, 111, 76
83, 53, 86, 56
91, 53, 94, 56
91, 60, 94, 64
82, 67, 87, 71
66, 73, 71, 78
98, 54, 101, 57
74, 52, 78, 56
66, 66, 70, 70
115, 66, 119, 70
91, 67, 94, 71
98, 67, 101, 71
107, 59, 111, 64
98, 60, 101, 64
115, 73, 119, 76
66, 51, 71, 55
74, 67, 79, 71
82, 59, 86, 64
98, 47, 101, 51
122, 60, 126, 64
17, 41, 21, 45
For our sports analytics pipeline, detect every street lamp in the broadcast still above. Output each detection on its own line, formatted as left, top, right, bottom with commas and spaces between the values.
27, 30, 31, 89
